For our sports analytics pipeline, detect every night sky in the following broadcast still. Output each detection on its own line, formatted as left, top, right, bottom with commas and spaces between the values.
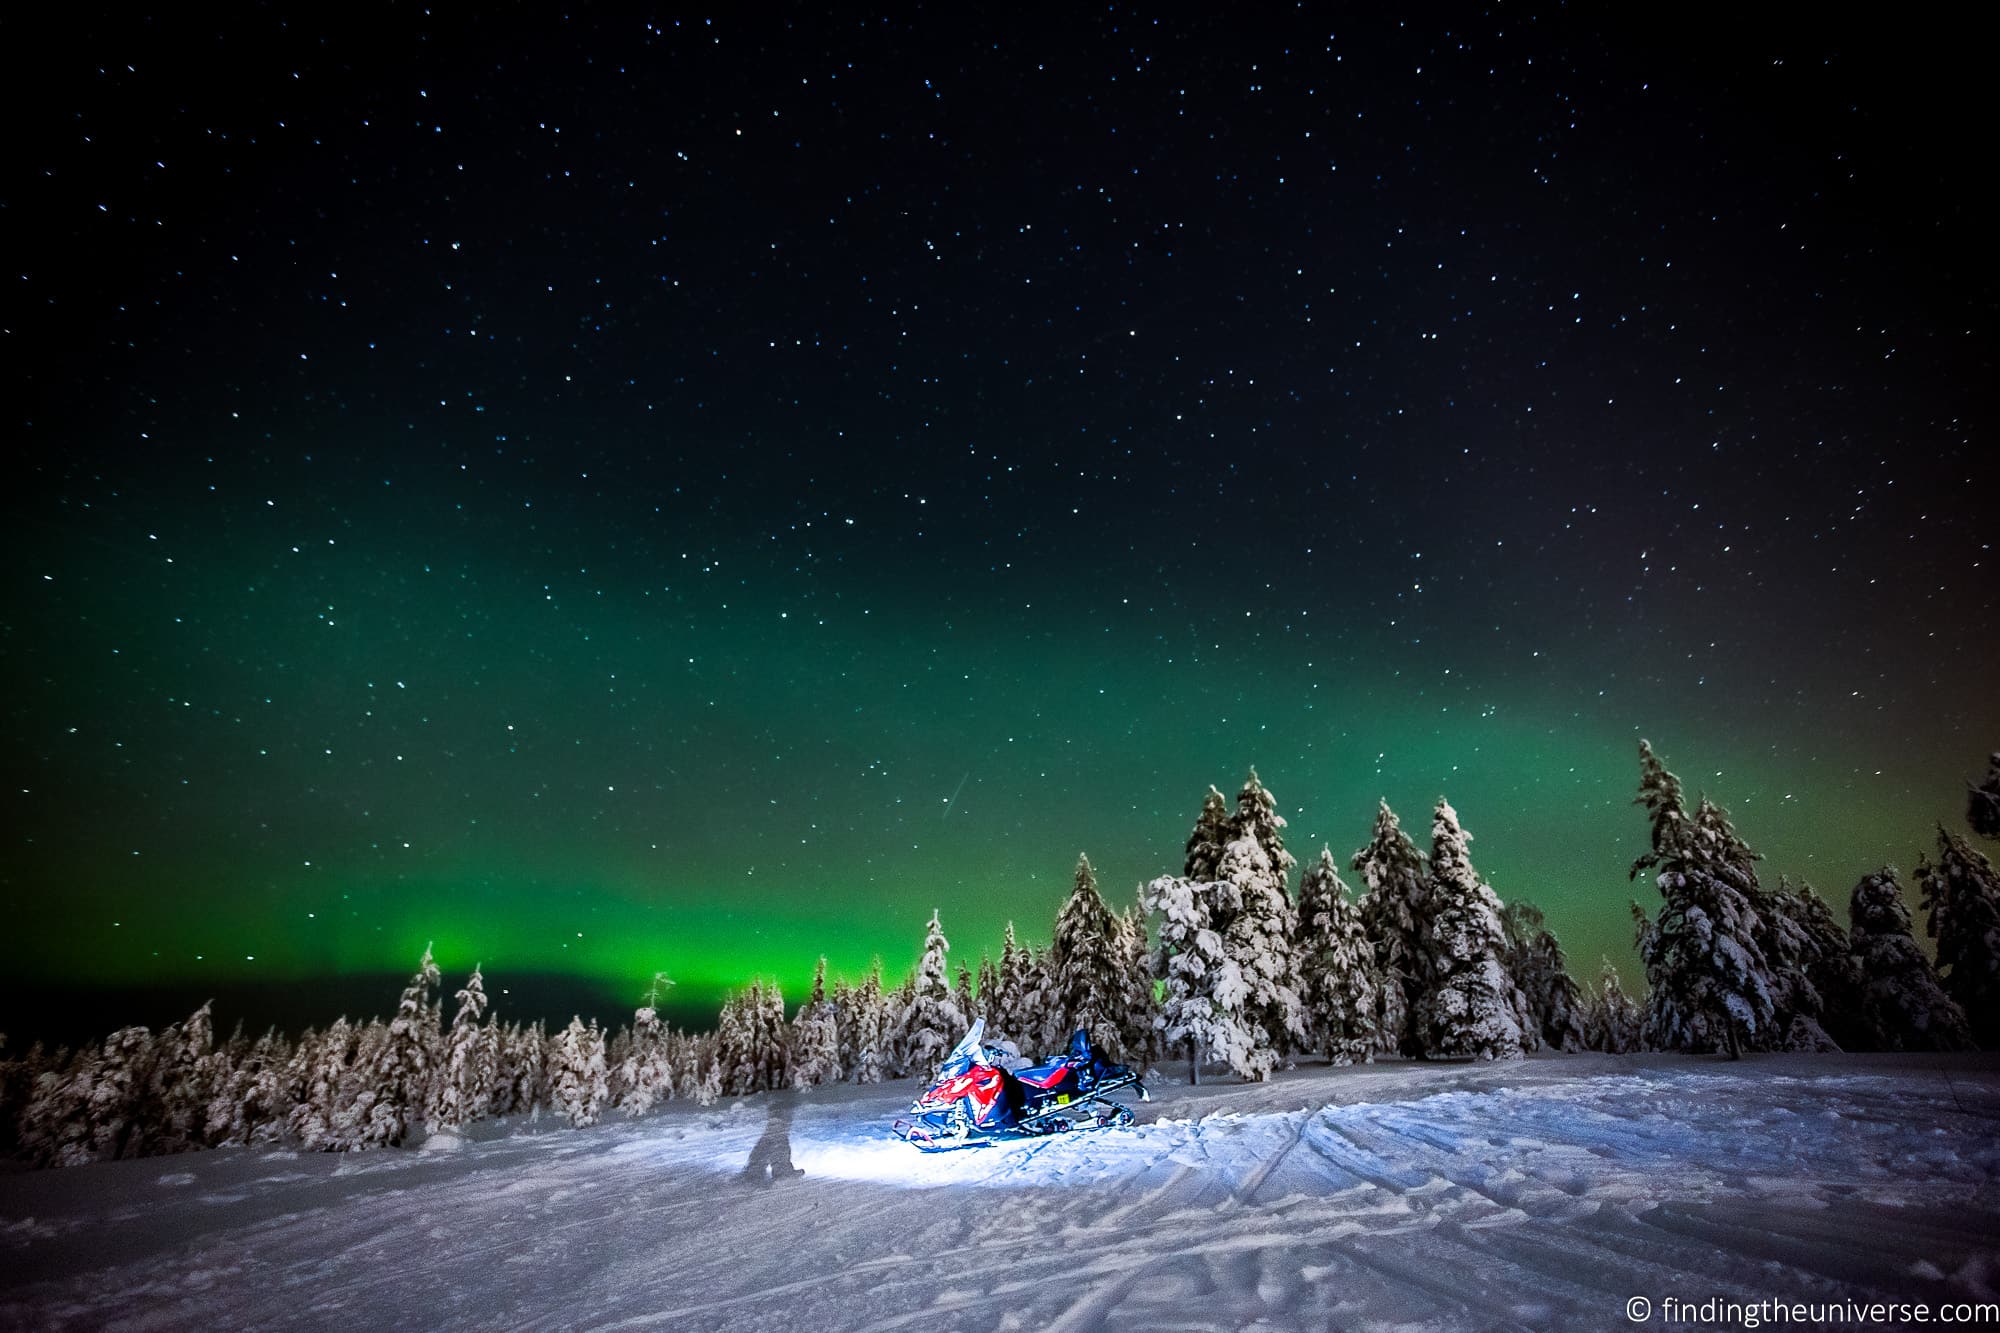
6, 7, 1994, 1029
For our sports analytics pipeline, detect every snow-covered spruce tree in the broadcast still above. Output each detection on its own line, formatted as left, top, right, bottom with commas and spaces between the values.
884, 973, 918, 1076
206, 1027, 291, 1147
1293, 845, 1380, 1064
1969, 752, 2000, 842
1217, 834, 1305, 1067
1744, 872, 1838, 1052
1116, 900, 1158, 1066
1353, 800, 1430, 1056
1020, 947, 1066, 1058
1231, 769, 1298, 886
690, 1035, 724, 1106
1917, 826, 2000, 1046
1849, 867, 1974, 1051
1185, 785, 1232, 882
843, 961, 889, 1084
430, 966, 495, 1133
759, 978, 791, 1090
499, 1020, 547, 1120
975, 953, 999, 1028
1630, 738, 1695, 878
1416, 799, 1523, 1061
90, 1024, 167, 1161
789, 957, 843, 1090
16, 1044, 98, 1167
1761, 878, 1856, 1050
712, 983, 762, 1095
1680, 805, 1836, 1052
955, 962, 979, 1027
146, 1001, 219, 1155
604, 1022, 634, 1106
1499, 902, 1589, 1053
1049, 854, 1128, 1057
1142, 873, 1259, 1081
1626, 744, 1778, 1056
357, 946, 443, 1148
548, 1017, 609, 1128
1587, 960, 1645, 1054
985, 922, 1026, 1046
895, 911, 968, 1081
285, 1019, 348, 1150
616, 1008, 680, 1112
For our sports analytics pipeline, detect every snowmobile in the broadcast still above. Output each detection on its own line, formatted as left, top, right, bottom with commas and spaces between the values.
891, 1018, 1148, 1151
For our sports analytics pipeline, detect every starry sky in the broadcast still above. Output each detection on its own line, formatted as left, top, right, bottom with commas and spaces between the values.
5, 6, 1994, 1033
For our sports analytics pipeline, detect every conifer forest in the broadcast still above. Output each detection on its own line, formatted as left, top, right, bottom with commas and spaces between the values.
8, 746, 1997, 1169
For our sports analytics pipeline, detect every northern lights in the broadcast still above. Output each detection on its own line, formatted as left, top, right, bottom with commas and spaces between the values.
5, 7, 1994, 1035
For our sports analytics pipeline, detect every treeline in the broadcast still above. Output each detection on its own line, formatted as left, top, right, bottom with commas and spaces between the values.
3, 747, 1997, 1169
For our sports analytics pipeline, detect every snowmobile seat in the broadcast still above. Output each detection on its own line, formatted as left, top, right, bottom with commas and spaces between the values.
1012, 1060, 1073, 1090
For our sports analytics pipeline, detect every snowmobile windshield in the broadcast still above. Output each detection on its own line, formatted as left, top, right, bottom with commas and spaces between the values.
934, 1018, 987, 1081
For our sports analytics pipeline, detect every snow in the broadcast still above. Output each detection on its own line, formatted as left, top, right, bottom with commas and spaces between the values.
5, 1053, 1998, 1330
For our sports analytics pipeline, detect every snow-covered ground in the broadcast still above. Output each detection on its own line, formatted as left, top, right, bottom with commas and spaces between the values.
3, 1053, 1997, 1331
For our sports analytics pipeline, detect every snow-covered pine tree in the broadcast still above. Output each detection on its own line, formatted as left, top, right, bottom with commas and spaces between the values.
1969, 752, 2000, 842
1416, 799, 1523, 1061
1216, 833, 1305, 1069
358, 946, 443, 1147
1048, 854, 1128, 1057
1850, 867, 1974, 1051
1587, 961, 1644, 1054
431, 966, 495, 1132
1185, 785, 1232, 882
1499, 902, 1589, 1053
1293, 845, 1380, 1064
895, 911, 968, 1081
790, 957, 843, 1089
1353, 800, 1430, 1056
1142, 873, 1259, 1081
1627, 743, 1779, 1056
1917, 826, 2000, 1046
548, 1017, 609, 1128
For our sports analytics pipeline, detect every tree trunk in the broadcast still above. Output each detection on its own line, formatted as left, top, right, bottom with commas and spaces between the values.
1188, 1037, 1200, 1086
